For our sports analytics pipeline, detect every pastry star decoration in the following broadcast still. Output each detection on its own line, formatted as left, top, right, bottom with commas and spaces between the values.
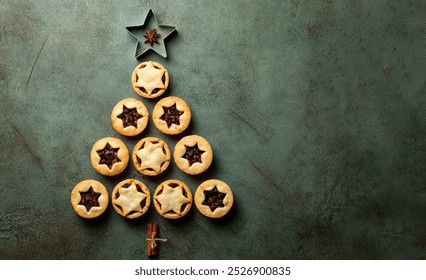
135, 61, 166, 96
114, 183, 147, 216
136, 141, 168, 174
155, 184, 190, 215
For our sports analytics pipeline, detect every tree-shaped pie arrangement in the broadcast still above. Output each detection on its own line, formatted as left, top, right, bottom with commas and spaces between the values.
131, 61, 169, 99
153, 179, 192, 219
71, 180, 109, 219
174, 135, 213, 175
132, 136, 171, 176
194, 179, 234, 219
112, 179, 150, 219
90, 137, 129, 176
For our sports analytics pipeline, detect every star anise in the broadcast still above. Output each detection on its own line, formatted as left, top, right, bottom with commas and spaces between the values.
144, 28, 161, 46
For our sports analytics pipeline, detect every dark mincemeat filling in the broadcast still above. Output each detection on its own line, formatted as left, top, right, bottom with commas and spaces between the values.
117, 105, 143, 128
182, 143, 205, 166
202, 186, 226, 212
160, 103, 184, 128
97, 143, 121, 169
79, 186, 101, 212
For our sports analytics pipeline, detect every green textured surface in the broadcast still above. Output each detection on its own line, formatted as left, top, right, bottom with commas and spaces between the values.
1, 0, 425, 260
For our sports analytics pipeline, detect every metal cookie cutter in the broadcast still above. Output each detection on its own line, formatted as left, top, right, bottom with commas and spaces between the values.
126, 9, 176, 59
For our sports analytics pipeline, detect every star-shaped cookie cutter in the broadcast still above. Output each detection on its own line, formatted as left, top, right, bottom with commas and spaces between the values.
126, 9, 176, 59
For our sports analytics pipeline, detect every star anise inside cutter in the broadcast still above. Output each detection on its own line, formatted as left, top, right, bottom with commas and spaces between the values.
117, 105, 143, 128
202, 186, 226, 212
182, 143, 205, 166
160, 103, 184, 128
79, 186, 101, 212
97, 143, 121, 169
126, 9, 176, 59
144, 28, 161, 46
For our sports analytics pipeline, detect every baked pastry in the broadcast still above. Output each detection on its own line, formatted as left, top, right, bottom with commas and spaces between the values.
131, 61, 169, 99
194, 179, 234, 218
70, 179, 109, 219
90, 137, 129, 176
174, 135, 213, 175
152, 96, 191, 135
111, 98, 149, 136
112, 179, 150, 219
132, 136, 171, 176
153, 179, 192, 219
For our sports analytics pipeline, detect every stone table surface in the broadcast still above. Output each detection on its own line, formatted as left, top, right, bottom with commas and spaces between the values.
0, 0, 425, 259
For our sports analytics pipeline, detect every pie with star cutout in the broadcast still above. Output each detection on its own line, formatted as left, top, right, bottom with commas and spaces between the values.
90, 137, 129, 176
194, 179, 234, 218
112, 179, 150, 219
174, 135, 213, 175
70, 179, 109, 219
132, 136, 171, 176
153, 179, 193, 219
152, 96, 192, 135
111, 98, 149, 136
131, 61, 169, 99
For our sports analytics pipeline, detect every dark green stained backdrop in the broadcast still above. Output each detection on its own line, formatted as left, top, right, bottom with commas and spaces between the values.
0, 0, 425, 259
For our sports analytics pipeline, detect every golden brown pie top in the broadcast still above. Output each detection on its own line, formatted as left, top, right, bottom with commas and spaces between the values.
132, 137, 171, 176
131, 61, 169, 99
174, 135, 213, 175
112, 179, 150, 219
90, 137, 129, 176
111, 98, 149, 136
194, 179, 234, 218
153, 179, 192, 219
70, 179, 109, 219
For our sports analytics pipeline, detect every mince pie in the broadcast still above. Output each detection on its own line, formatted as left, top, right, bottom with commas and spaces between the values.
174, 135, 213, 175
112, 179, 150, 219
90, 137, 129, 176
152, 96, 192, 135
194, 179, 234, 218
111, 98, 149, 136
132, 136, 171, 176
71, 179, 109, 219
153, 179, 192, 219
131, 61, 169, 99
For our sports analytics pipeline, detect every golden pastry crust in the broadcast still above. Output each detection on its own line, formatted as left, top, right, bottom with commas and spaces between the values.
70, 179, 109, 219
153, 179, 192, 219
90, 137, 129, 176
131, 61, 169, 99
194, 179, 234, 218
132, 136, 171, 176
111, 98, 149, 136
111, 179, 150, 219
152, 96, 192, 135
174, 135, 213, 175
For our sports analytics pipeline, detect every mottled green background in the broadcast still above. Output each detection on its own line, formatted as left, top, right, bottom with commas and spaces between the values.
0, 0, 425, 259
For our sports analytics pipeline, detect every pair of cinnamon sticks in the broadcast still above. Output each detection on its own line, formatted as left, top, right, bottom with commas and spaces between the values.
146, 223, 167, 257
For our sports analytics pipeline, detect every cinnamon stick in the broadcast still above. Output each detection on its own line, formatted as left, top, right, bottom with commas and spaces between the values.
147, 223, 158, 257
